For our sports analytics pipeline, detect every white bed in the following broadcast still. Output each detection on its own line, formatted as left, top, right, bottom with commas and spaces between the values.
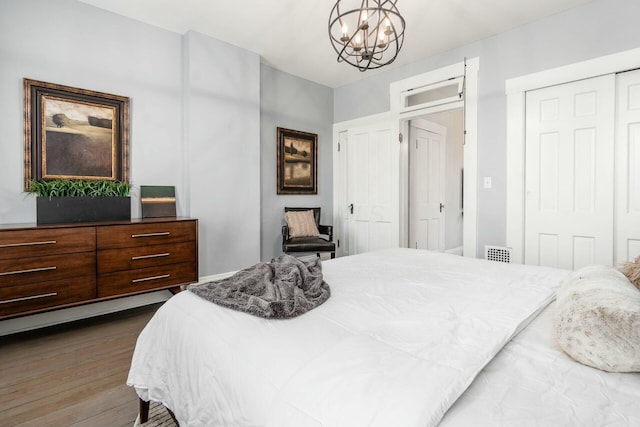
127, 249, 640, 426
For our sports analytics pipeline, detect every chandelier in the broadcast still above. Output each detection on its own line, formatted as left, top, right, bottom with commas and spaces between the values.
328, 0, 406, 72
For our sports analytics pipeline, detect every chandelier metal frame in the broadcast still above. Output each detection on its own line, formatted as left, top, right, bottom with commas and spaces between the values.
328, 0, 406, 71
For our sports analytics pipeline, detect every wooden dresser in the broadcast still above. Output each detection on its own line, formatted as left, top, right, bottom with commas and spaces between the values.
0, 218, 198, 320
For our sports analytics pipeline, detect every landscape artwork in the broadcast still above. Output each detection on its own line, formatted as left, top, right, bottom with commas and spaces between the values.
277, 127, 317, 194
24, 79, 130, 189
42, 96, 116, 180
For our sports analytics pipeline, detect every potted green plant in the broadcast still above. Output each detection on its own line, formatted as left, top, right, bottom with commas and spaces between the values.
28, 179, 132, 224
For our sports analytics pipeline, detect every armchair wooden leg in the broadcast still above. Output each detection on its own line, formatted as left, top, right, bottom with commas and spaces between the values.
331, 252, 335, 259
139, 398, 150, 424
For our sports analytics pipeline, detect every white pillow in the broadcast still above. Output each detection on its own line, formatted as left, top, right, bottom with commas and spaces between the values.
554, 265, 640, 373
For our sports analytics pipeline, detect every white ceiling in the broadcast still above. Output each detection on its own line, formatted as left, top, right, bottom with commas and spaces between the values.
78, 0, 594, 88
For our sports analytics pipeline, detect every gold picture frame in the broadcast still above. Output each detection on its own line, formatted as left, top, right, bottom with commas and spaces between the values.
23, 78, 130, 190
277, 127, 318, 195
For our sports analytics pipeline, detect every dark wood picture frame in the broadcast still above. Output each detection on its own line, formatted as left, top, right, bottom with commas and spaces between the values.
23, 78, 130, 190
277, 127, 318, 195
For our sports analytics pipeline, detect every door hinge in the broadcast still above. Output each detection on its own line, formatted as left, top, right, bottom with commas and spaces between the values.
337, 239, 340, 248
399, 132, 403, 143
338, 142, 341, 152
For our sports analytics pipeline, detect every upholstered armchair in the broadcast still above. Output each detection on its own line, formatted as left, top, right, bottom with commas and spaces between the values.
282, 207, 335, 259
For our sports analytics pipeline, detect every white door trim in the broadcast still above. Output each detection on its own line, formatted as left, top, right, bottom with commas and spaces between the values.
505, 47, 640, 264
391, 57, 479, 257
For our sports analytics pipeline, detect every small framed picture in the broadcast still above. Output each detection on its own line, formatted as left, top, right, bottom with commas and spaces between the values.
141, 185, 177, 218
23, 78, 130, 190
277, 127, 318, 195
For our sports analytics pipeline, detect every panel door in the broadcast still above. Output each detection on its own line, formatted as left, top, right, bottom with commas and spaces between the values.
524, 74, 615, 269
346, 123, 399, 255
409, 122, 446, 250
615, 68, 640, 263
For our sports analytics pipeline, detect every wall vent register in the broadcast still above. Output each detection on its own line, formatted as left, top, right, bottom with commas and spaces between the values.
485, 245, 512, 263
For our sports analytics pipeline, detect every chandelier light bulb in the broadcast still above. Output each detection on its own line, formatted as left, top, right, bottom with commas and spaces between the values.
377, 31, 386, 48
341, 24, 349, 42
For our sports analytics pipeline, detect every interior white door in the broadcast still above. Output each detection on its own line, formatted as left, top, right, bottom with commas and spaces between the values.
409, 121, 446, 250
615, 68, 640, 263
524, 74, 615, 269
346, 122, 399, 255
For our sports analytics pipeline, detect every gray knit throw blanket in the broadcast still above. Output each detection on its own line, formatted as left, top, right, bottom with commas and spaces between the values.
188, 254, 330, 319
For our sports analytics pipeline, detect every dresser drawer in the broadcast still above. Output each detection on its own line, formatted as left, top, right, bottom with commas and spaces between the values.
0, 252, 96, 287
0, 276, 96, 318
97, 241, 196, 274
97, 221, 196, 250
97, 262, 197, 297
0, 227, 96, 260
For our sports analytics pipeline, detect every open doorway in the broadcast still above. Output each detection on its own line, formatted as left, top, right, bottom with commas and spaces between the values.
332, 58, 477, 258
392, 57, 478, 257
408, 108, 464, 253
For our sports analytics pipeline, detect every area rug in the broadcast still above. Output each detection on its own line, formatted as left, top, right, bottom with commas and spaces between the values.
133, 401, 177, 427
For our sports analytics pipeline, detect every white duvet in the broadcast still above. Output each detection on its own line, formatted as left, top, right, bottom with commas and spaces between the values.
127, 249, 567, 426
439, 301, 640, 426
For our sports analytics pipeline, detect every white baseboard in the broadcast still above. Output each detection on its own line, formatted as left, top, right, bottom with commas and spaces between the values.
197, 271, 237, 283
445, 246, 464, 256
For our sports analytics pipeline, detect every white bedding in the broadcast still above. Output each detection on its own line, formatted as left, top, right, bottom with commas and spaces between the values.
127, 249, 568, 426
440, 301, 640, 426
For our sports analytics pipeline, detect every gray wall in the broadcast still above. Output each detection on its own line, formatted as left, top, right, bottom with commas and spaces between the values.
260, 65, 334, 261
0, 0, 184, 224
334, 0, 640, 255
184, 32, 261, 273
0, 0, 270, 277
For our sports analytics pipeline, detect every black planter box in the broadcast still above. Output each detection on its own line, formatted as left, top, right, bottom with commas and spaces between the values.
36, 196, 131, 224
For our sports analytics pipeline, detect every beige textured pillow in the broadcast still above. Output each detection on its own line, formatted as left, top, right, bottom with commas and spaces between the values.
285, 210, 319, 238
619, 256, 640, 290
554, 265, 640, 373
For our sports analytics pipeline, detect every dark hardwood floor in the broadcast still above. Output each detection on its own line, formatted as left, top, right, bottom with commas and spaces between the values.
0, 303, 162, 427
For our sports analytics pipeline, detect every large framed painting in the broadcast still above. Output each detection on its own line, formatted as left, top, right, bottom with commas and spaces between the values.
23, 78, 130, 190
277, 127, 318, 195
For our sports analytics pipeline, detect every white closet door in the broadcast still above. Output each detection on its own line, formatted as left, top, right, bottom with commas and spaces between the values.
616, 68, 640, 263
524, 74, 615, 269
409, 122, 446, 250
346, 123, 399, 255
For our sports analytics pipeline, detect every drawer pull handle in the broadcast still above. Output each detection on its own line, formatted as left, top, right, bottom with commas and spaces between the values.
132, 252, 170, 261
132, 274, 170, 283
0, 240, 57, 248
0, 266, 57, 276
131, 232, 170, 238
0, 292, 58, 304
